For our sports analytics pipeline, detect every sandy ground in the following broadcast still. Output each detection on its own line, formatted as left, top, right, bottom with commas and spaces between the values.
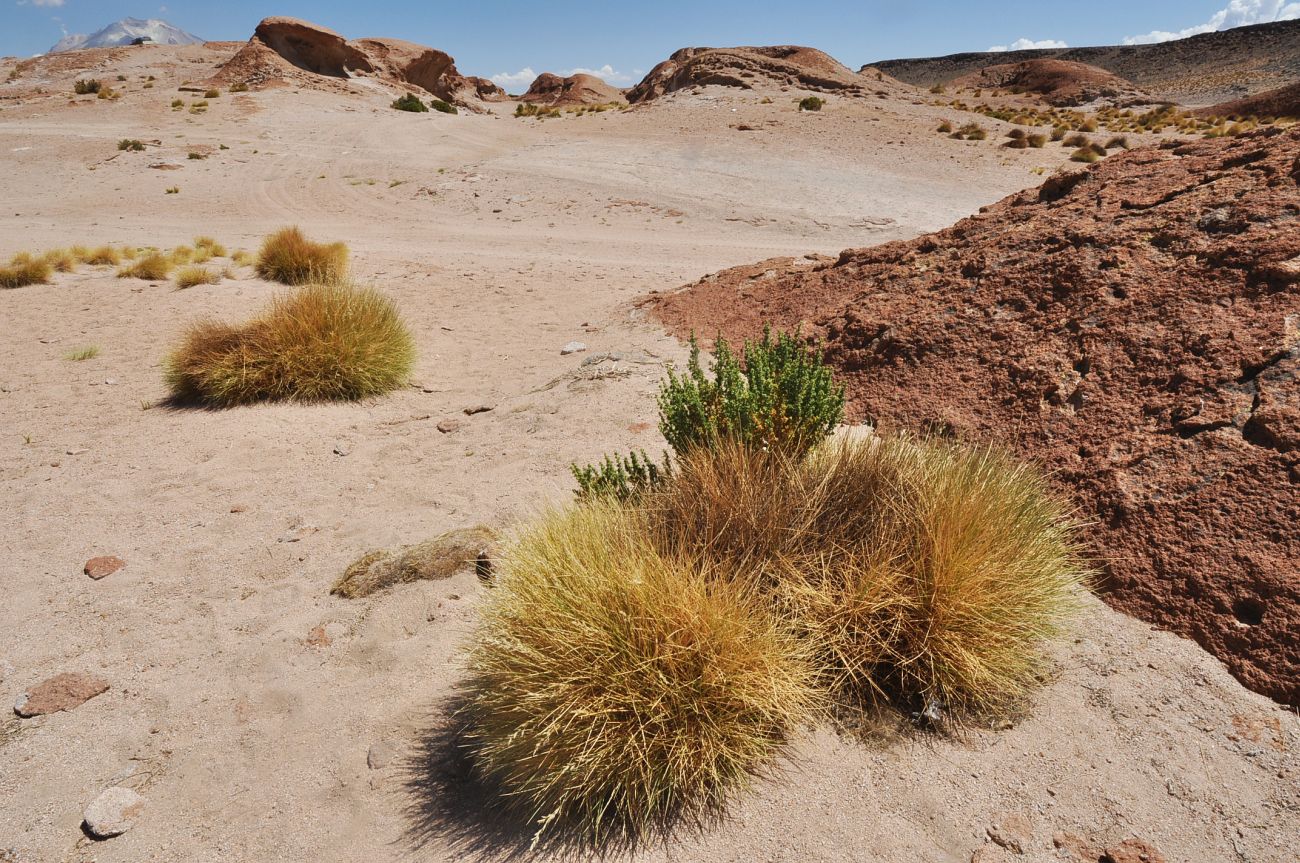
0, 46, 1296, 863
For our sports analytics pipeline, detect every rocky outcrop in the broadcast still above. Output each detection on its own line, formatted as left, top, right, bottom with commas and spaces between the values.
645, 127, 1300, 706
626, 45, 870, 103
520, 72, 623, 106
952, 59, 1151, 107
214, 17, 506, 105
1195, 81, 1300, 119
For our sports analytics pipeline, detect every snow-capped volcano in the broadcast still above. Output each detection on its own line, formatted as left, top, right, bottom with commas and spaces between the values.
49, 18, 203, 54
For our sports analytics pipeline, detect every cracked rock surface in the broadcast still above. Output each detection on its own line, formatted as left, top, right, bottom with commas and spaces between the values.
648, 126, 1300, 705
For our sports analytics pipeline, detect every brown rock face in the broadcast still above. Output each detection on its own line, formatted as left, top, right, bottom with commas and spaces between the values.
647, 127, 1300, 705
1196, 81, 1300, 120
626, 45, 869, 103
214, 17, 506, 105
520, 72, 623, 106
952, 59, 1151, 107
14, 672, 110, 717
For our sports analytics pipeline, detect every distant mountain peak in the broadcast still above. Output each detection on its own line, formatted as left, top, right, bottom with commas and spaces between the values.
49, 18, 203, 54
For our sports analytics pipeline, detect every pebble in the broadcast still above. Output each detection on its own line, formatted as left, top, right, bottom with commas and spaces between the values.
66, 448, 88, 456
333, 442, 350, 457
82, 786, 145, 838
986, 813, 1032, 854
84, 556, 125, 580
561, 341, 588, 355
14, 672, 109, 718
277, 521, 318, 543
367, 740, 397, 770
436, 418, 462, 434
1102, 838, 1167, 863
462, 404, 493, 415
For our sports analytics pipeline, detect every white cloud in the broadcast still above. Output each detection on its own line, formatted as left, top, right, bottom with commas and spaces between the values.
17, 0, 66, 6
563, 64, 636, 85
987, 38, 1069, 52
489, 67, 536, 89
1123, 0, 1300, 44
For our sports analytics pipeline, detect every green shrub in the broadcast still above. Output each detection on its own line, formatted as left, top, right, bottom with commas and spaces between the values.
799, 96, 824, 112
171, 98, 184, 109
429, 98, 457, 114
163, 283, 414, 406
937, 120, 953, 134
572, 450, 670, 502
204, 88, 220, 98
64, 345, 99, 361
953, 122, 987, 140
391, 93, 428, 113
117, 139, 145, 151
658, 328, 844, 457
1027, 133, 1047, 148
74, 79, 101, 95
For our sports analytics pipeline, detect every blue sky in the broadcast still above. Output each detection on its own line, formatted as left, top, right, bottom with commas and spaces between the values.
4, 1, 1299, 85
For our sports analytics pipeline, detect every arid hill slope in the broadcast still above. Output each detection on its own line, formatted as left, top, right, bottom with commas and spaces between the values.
520, 72, 623, 106
215, 17, 505, 104
875, 19, 1300, 105
647, 128, 1300, 705
1196, 80, 1300, 119
627, 45, 873, 102
951, 59, 1151, 107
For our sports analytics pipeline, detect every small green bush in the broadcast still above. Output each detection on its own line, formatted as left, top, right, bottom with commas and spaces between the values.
117, 139, 145, 152
429, 98, 457, 114
953, 122, 987, 140
937, 120, 953, 134
392, 93, 428, 113
74, 79, 101, 95
1027, 133, 1047, 148
204, 88, 220, 98
658, 328, 844, 457
799, 96, 824, 112
572, 450, 671, 502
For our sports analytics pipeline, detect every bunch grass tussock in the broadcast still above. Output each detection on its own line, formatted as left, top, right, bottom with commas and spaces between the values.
254, 227, 348, 286
163, 283, 414, 406
333, 526, 497, 598
117, 252, 173, 280
642, 433, 1089, 714
84, 246, 122, 266
463, 503, 821, 842
1, 256, 52, 289
174, 265, 221, 289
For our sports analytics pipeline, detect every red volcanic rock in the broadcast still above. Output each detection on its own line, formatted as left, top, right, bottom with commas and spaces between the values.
14, 672, 110, 717
1196, 81, 1300, 120
214, 17, 506, 105
646, 127, 1300, 705
84, 555, 125, 580
519, 72, 623, 106
626, 45, 871, 103
952, 59, 1150, 106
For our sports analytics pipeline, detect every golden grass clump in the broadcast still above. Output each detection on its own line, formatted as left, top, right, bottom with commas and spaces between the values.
193, 236, 227, 257
254, 227, 348, 286
174, 265, 221, 289
463, 503, 820, 841
84, 245, 122, 266
42, 248, 77, 272
643, 434, 1087, 715
0, 256, 52, 289
117, 252, 173, 280
230, 249, 253, 267
163, 283, 415, 406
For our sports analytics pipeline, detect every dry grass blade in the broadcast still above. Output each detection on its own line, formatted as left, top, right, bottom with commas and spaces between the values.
174, 265, 221, 289
463, 503, 820, 842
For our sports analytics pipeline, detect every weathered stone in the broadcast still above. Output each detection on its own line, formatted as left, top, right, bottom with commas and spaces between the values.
14, 672, 109, 717
82, 786, 145, 838
84, 556, 125, 580
1102, 838, 1167, 863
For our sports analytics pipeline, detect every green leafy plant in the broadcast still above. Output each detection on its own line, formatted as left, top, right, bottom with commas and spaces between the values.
74, 78, 101, 95
799, 96, 824, 112
391, 92, 428, 113
429, 98, 458, 114
117, 139, 145, 151
658, 328, 844, 457
571, 450, 671, 502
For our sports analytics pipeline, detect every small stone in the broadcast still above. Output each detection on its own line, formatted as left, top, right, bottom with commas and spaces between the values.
436, 418, 462, 434
561, 341, 588, 355
14, 672, 109, 717
305, 625, 331, 648
82, 786, 145, 838
462, 404, 493, 416
277, 521, 318, 543
986, 813, 1032, 854
84, 556, 125, 580
1101, 838, 1167, 863
230, 504, 247, 514
333, 442, 350, 457
103, 378, 118, 386
66, 448, 88, 456
1053, 832, 1103, 862
367, 740, 397, 770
